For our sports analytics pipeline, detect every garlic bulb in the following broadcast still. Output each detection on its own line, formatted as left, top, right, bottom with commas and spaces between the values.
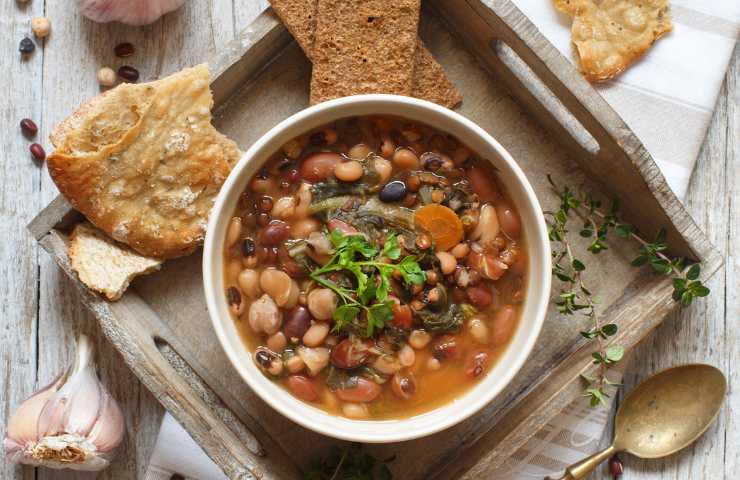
77, 0, 185, 26
3, 335, 125, 471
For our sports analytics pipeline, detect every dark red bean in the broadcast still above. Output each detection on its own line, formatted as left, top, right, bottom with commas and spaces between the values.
117, 65, 139, 83
335, 377, 381, 402
285, 169, 301, 184
283, 306, 312, 341
331, 339, 373, 369
299, 152, 341, 183
391, 304, 413, 329
30, 143, 46, 161
464, 350, 491, 378
257, 213, 271, 227
391, 372, 417, 400
114, 42, 135, 58
287, 375, 319, 402
467, 285, 493, 308
20, 118, 38, 136
432, 335, 460, 360
609, 455, 624, 477
259, 220, 290, 246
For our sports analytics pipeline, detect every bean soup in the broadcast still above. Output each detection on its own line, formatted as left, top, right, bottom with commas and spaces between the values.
223, 116, 527, 420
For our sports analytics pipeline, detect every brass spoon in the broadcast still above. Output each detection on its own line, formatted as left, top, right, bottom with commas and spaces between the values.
547, 364, 726, 480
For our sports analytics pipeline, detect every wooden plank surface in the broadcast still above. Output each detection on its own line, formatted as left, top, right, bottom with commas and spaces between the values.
0, 2, 736, 480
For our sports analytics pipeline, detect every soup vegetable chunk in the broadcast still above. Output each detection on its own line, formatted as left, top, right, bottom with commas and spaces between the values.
223, 116, 527, 419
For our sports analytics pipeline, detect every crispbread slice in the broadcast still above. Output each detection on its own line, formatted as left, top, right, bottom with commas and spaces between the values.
272, 0, 461, 108
553, 0, 672, 81
48, 64, 241, 259
310, 0, 421, 104
69, 223, 162, 301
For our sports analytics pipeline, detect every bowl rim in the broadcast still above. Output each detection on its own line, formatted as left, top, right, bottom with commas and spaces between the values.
203, 94, 551, 443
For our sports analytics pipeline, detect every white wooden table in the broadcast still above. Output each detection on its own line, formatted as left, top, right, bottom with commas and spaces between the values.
1, 2, 736, 479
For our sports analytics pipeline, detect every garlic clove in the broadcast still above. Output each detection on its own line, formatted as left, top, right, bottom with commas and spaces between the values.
4, 374, 64, 447
86, 390, 125, 453
77, 0, 186, 26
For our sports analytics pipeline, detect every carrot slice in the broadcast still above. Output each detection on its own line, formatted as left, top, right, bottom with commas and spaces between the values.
414, 204, 464, 251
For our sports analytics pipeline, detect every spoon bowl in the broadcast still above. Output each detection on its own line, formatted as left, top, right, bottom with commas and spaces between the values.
614, 364, 726, 458
548, 364, 726, 480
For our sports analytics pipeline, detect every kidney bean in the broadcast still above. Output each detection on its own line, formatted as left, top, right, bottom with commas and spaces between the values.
464, 349, 491, 378
259, 220, 290, 246
491, 305, 517, 346
432, 335, 461, 360
327, 218, 357, 234
496, 203, 522, 239
284, 306, 312, 341
467, 165, 500, 202
467, 285, 493, 308
300, 152, 341, 183
391, 304, 413, 329
335, 377, 381, 403
331, 338, 372, 369
391, 372, 417, 400
287, 375, 319, 402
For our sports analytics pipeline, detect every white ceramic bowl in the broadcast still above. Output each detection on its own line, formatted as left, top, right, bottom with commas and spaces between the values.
204, 94, 551, 443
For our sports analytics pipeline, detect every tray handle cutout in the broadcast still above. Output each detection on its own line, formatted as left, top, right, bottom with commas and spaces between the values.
491, 39, 600, 156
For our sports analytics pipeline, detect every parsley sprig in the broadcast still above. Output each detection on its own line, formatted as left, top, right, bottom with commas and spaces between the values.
310, 230, 425, 337
545, 175, 710, 407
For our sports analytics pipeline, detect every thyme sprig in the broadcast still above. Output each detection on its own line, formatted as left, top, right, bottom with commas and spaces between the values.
545, 175, 710, 407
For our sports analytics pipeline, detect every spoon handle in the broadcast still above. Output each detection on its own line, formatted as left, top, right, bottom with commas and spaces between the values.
545, 444, 618, 480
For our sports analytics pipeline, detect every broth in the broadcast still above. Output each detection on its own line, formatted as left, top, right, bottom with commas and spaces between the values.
222, 115, 527, 420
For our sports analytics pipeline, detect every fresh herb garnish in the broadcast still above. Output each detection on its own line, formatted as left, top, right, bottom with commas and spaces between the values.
310, 230, 425, 337
305, 444, 394, 480
545, 175, 710, 407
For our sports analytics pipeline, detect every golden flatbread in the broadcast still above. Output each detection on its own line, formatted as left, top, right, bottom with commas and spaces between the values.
554, 0, 672, 81
48, 64, 241, 258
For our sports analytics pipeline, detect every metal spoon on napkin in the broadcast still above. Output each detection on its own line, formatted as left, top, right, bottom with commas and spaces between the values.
547, 364, 726, 480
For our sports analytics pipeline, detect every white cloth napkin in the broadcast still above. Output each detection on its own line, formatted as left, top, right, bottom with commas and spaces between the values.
145, 3, 739, 478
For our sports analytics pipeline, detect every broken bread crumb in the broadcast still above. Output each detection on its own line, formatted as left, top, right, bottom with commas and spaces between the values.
69, 223, 162, 301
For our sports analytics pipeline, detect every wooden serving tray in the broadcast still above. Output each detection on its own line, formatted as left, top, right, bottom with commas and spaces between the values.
29, 1, 723, 478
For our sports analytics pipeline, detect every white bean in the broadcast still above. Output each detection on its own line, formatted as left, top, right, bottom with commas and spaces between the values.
267, 332, 287, 352
427, 357, 441, 371
468, 316, 490, 344
409, 330, 431, 349
260, 269, 293, 306
285, 355, 305, 373
291, 217, 321, 239
303, 322, 330, 347
451, 242, 470, 259
238, 269, 262, 299
272, 196, 296, 219
373, 355, 401, 375
436, 251, 457, 275
342, 402, 369, 419
226, 217, 242, 247
307, 288, 337, 320
398, 344, 416, 367
248, 294, 283, 334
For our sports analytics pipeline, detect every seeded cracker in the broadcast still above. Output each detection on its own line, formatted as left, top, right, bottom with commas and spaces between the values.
554, 0, 672, 81
270, 0, 462, 108
48, 65, 241, 259
310, 0, 421, 104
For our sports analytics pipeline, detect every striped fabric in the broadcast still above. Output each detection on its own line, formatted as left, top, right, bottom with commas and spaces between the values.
145, 3, 739, 479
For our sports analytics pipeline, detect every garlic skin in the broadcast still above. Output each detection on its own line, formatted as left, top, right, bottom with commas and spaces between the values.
3, 335, 125, 471
77, 0, 185, 26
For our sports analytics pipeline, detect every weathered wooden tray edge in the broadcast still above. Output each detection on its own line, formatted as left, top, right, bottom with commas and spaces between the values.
27, 2, 724, 479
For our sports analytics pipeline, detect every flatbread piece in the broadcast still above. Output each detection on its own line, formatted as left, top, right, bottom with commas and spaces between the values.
48, 64, 241, 258
69, 223, 162, 301
554, 0, 672, 81
270, 0, 462, 108
310, 0, 421, 104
